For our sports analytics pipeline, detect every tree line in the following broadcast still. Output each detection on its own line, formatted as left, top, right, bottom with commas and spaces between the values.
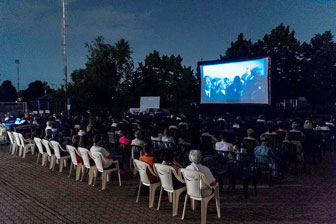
1, 24, 336, 113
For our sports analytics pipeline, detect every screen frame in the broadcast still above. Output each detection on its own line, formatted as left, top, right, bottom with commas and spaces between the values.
198, 57, 271, 105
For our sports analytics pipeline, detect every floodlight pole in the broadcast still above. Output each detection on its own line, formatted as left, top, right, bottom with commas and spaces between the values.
62, 0, 70, 117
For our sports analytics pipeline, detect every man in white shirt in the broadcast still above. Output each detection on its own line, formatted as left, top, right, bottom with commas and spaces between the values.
131, 130, 145, 148
186, 150, 216, 196
215, 134, 233, 152
90, 135, 114, 169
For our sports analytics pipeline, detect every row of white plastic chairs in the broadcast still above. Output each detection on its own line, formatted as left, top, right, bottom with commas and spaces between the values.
133, 160, 221, 224
5, 130, 218, 223
6, 131, 121, 190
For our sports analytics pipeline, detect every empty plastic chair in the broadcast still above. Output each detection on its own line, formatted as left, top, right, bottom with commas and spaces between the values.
91, 151, 121, 190
12, 132, 22, 155
34, 137, 48, 166
180, 168, 221, 224
18, 133, 35, 158
133, 159, 160, 208
154, 163, 186, 216
7, 132, 15, 154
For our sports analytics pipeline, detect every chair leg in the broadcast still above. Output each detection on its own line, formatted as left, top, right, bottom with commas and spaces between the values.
191, 199, 197, 211
181, 194, 188, 220
81, 167, 86, 182
117, 170, 121, 186
173, 191, 180, 216
102, 172, 107, 190
201, 198, 210, 224
157, 187, 163, 210
215, 187, 221, 218
75, 164, 82, 181
88, 168, 93, 185
68, 163, 73, 177
59, 158, 64, 172
149, 185, 156, 208
36, 153, 40, 164
168, 192, 172, 203
136, 181, 142, 202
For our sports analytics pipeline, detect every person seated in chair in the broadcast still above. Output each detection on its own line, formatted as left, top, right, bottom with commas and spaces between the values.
131, 130, 145, 148
90, 135, 115, 169
139, 144, 159, 183
161, 150, 185, 189
186, 150, 217, 196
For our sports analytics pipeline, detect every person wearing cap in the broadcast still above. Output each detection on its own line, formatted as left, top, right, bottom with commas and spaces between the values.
186, 150, 216, 196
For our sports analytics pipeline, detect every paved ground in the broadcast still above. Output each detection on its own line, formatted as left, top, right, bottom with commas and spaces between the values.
1, 144, 336, 224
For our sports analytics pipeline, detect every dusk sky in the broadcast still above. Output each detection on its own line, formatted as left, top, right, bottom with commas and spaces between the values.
1, 0, 336, 90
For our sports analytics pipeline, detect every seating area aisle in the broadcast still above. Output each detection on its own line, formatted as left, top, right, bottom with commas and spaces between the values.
1, 144, 336, 223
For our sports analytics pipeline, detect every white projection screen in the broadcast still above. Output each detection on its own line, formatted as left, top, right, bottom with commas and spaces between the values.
199, 57, 270, 104
140, 96, 160, 109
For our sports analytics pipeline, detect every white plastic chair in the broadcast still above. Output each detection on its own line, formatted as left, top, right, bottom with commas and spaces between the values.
78, 147, 95, 185
7, 131, 15, 154
133, 159, 160, 208
0, 127, 7, 144
18, 133, 35, 158
41, 139, 55, 169
180, 168, 221, 224
50, 140, 70, 172
130, 145, 143, 168
91, 151, 121, 190
154, 163, 186, 216
12, 132, 22, 155
66, 145, 83, 180
34, 137, 48, 166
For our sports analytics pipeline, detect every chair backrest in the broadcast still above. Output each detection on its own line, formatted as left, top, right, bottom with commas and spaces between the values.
66, 145, 79, 165
50, 140, 63, 159
131, 145, 143, 160
107, 132, 115, 144
154, 163, 174, 191
180, 168, 205, 198
91, 151, 104, 172
133, 159, 152, 185
151, 140, 162, 151
34, 137, 44, 154
7, 132, 15, 144
18, 133, 26, 147
78, 147, 93, 169
13, 132, 21, 146
42, 139, 53, 156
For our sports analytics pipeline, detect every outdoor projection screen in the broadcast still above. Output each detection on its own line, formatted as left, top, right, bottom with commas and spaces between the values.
140, 96, 160, 109
199, 57, 270, 104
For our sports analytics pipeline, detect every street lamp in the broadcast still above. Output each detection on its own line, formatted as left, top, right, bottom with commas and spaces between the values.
15, 59, 20, 93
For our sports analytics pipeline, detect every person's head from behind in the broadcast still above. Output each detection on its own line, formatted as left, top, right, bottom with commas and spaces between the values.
46, 129, 53, 137
247, 128, 255, 138
143, 143, 152, 155
134, 130, 142, 139
219, 133, 228, 142
93, 134, 103, 146
189, 150, 202, 165
163, 128, 170, 137
79, 135, 88, 148
162, 150, 174, 163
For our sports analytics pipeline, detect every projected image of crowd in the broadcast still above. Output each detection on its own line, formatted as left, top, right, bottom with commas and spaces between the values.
203, 67, 267, 102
